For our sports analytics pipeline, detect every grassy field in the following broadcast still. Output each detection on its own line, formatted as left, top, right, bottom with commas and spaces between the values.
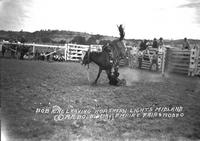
1, 58, 200, 141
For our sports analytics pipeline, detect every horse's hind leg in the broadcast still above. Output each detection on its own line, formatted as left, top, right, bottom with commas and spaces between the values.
105, 69, 112, 81
94, 68, 102, 84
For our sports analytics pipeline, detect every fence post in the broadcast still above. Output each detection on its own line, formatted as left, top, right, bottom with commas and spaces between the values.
161, 47, 166, 77
15, 45, 19, 60
64, 43, 68, 61
195, 45, 200, 76
32, 44, 35, 53
32, 44, 35, 59
0, 42, 2, 52
188, 46, 197, 76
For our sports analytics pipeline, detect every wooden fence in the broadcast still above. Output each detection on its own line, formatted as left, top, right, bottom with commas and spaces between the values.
128, 47, 165, 73
165, 49, 190, 74
66, 44, 102, 61
1, 42, 102, 61
1, 41, 199, 76
127, 45, 200, 77
165, 45, 200, 76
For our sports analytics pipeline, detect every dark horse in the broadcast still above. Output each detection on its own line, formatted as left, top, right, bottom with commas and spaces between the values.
82, 25, 127, 84
82, 45, 113, 84
82, 41, 126, 85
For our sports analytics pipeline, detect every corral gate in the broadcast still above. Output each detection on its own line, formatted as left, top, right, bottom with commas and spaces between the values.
128, 45, 200, 77
165, 45, 200, 76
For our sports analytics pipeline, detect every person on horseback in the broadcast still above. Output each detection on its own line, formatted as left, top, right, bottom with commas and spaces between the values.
82, 25, 126, 85
118, 24, 125, 41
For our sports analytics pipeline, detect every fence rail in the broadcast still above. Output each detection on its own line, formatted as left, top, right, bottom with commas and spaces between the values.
166, 46, 200, 76
1, 41, 102, 61
127, 45, 200, 76
1, 41, 200, 76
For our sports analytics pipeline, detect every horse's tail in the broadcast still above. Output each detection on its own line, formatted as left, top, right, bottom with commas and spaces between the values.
87, 46, 91, 69
86, 67, 90, 82
82, 47, 91, 68
85, 47, 91, 83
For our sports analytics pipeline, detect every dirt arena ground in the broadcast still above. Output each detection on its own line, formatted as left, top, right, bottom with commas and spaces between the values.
1, 58, 200, 141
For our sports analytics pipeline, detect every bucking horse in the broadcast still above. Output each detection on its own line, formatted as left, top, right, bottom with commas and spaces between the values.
82, 25, 127, 85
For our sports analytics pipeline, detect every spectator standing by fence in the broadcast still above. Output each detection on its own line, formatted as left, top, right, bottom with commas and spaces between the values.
152, 38, 158, 49
34, 49, 39, 60
158, 37, 164, 52
139, 40, 148, 51
159, 38, 164, 47
2, 44, 6, 57
183, 38, 190, 49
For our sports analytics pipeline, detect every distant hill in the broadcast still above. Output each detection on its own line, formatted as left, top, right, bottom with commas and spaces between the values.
0, 30, 199, 47
0, 30, 118, 45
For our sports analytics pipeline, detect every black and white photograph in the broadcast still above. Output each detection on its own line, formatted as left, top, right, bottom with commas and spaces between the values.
0, 0, 200, 140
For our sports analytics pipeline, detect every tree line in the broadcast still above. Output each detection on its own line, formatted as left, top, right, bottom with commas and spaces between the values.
0, 30, 113, 45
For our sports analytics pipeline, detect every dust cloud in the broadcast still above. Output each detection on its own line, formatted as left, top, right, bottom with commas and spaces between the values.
118, 67, 165, 86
